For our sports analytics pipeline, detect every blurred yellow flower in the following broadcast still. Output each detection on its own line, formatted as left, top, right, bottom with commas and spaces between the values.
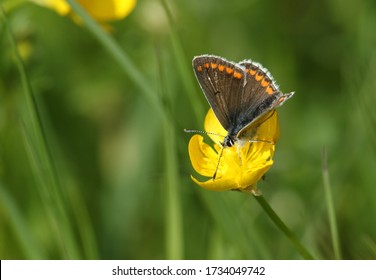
31, 0, 136, 22
188, 109, 280, 194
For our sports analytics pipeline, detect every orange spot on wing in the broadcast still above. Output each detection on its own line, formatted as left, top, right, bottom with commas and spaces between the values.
261, 79, 270, 87
218, 64, 225, 71
266, 86, 274, 94
255, 72, 264, 81
204, 63, 210, 69
249, 69, 256, 75
226, 67, 234, 74
210, 63, 218, 69
197, 65, 203, 72
276, 96, 286, 105
233, 71, 242, 79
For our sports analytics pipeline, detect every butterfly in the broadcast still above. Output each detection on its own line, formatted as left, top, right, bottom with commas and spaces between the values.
192, 54, 294, 149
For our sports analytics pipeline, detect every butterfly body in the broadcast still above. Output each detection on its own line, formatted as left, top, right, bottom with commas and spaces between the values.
193, 55, 294, 147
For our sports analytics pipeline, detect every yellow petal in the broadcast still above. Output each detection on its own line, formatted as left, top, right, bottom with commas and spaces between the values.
32, 0, 137, 21
188, 135, 218, 177
191, 175, 240, 191
254, 110, 280, 143
194, 144, 274, 191
191, 158, 273, 192
204, 109, 227, 145
79, 0, 137, 21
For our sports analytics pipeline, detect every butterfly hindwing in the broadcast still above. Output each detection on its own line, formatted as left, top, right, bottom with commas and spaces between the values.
238, 62, 278, 118
235, 61, 293, 137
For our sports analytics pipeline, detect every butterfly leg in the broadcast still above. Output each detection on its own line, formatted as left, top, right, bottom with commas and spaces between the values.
237, 146, 243, 166
213, 147, 224, 179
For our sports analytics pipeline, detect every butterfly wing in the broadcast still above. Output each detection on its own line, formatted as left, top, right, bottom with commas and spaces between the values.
235, 60, 294, 138
193, 55, 246, 131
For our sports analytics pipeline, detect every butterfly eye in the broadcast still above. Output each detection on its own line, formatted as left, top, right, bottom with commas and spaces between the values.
222, 136, 235, 148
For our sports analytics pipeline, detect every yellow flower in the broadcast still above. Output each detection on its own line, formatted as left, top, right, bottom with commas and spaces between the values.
31, 0, 136, 22
188, 109, 280, 194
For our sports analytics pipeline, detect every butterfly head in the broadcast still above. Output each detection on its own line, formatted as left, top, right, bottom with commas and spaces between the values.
221, 135, 236, 148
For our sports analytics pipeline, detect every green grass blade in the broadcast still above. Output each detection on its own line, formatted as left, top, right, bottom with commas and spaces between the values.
1, 4, 80, 259
160, 0, 205, 123
322, 147, 342, 259
156, 46, 184, 259
65, 0, 166, 119
34, 100, 99, 259
0, 181, 45, 259
163, 122, 184, 259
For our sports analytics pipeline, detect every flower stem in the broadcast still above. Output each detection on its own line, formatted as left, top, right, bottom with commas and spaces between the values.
253, 195, 315, 260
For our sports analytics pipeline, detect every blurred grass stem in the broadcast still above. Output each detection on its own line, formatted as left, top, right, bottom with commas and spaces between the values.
160, 0, 205, 124
163, 122, 184, 259
254, 194, 315, 260
0, 181, 45, 259
1, 4, 80, 258
155, 45, 184, 259
66, 0, 168, 120
322, 147, 342, 259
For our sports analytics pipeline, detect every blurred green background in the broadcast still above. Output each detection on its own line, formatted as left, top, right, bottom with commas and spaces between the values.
1, 0, 376, 260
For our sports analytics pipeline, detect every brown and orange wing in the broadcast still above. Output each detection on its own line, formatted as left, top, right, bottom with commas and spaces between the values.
193, 55, 246, 131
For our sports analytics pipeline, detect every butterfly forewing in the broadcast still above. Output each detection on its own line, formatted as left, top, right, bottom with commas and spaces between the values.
193, 55, 246, 131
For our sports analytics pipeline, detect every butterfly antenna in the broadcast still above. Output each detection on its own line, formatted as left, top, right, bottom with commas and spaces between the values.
184, 129, 225, 138
248, 139, 275, 144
